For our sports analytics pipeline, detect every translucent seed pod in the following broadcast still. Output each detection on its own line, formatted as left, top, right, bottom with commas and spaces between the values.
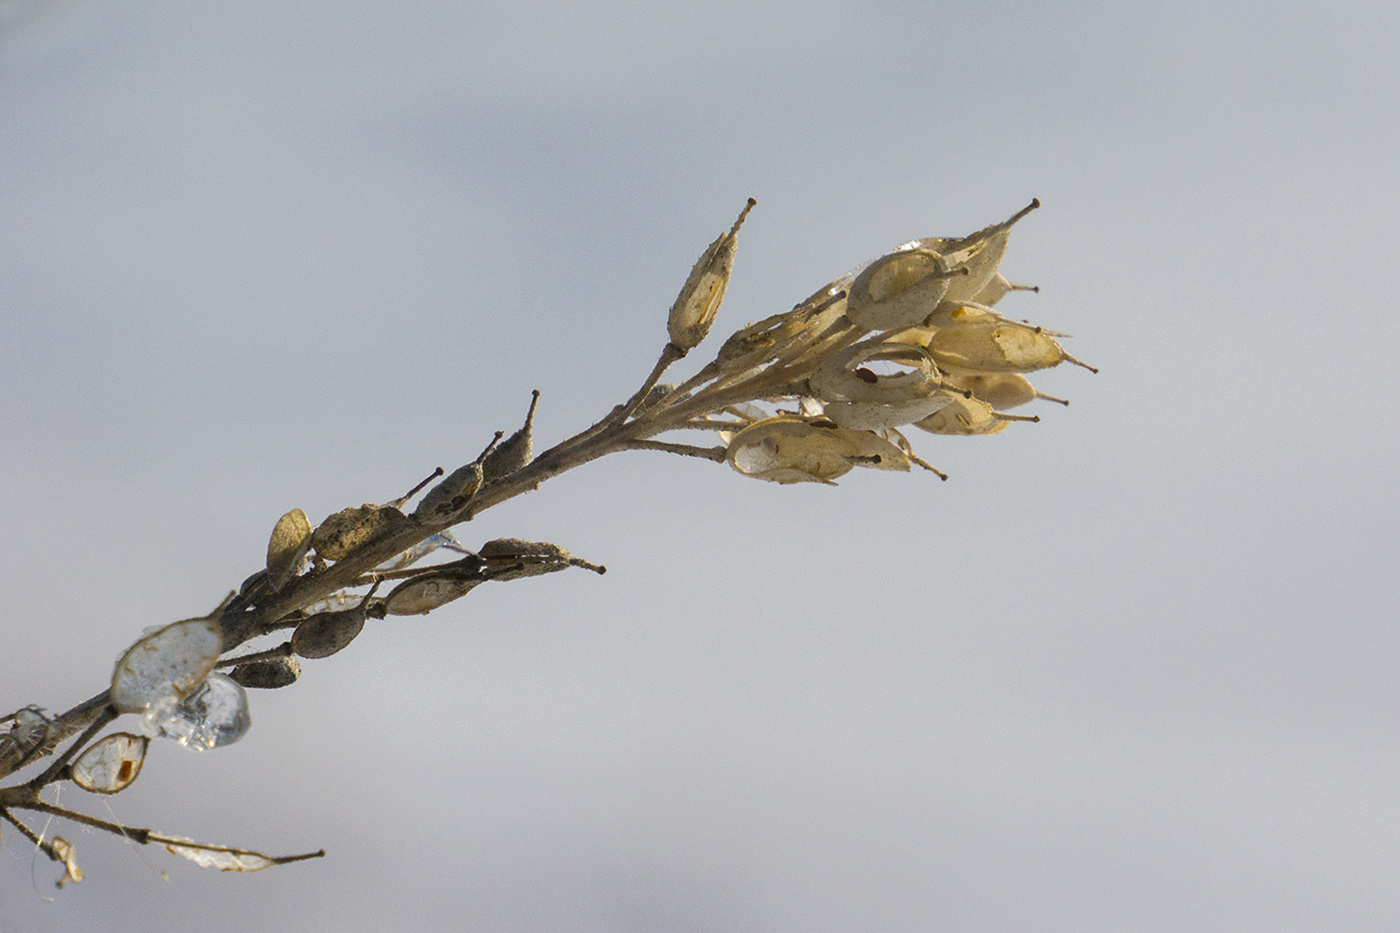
724, 416, 890, 485
970, 273, 1038, 307
230, 655, 301, 689
141, 672, 250, 750
668, 198, 755, 351
927, 321, 1097, 375
70, 732, 149, 794
163, 838, 276, 873
265, 508, 312, 592
845, 247, 957, 331
313, 504, 413, 561
111, 616, 223, 714
291, 582, 379, 660
383, 570, 483, 616
942, 372, 1068, 410
482, 390, 540, 483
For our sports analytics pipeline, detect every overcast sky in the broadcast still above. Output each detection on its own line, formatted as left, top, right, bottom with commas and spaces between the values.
2, 1, 1398, 931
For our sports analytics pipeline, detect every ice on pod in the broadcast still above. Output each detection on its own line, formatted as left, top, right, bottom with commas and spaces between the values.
141, 672, 250, 750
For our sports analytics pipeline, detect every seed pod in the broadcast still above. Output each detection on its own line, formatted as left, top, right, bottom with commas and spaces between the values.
70, 733, 148, 794
822, 396, 955, 430
482, 390, 539, 482
911, 199, 1040, 304
111, 617, 223, 714
970, 274, 1038, 307
845, 247, 957, 331
230, 655, 302, 689
668, 199, 754, 351
942, 372, 1067, 410
383, 570, 483, 616
810, 343, 940, 406
413, 462, 483, 520
927, 321, 1097, 375
291, 582, 379, 659
313, 504, 412, 561
723, 415, 910, 485
912, 393, 1012, 435
266, 508, 312, 592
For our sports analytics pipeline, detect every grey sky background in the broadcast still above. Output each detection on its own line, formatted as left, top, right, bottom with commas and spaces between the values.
2, 1, 1397, 930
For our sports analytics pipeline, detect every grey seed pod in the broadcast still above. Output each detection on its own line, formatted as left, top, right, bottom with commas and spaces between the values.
292, 608, 366, 659
383, 570, 483, 615
291, 582, 379, 659
230, 656, 302, 689
412, 461, 484, 521
266, 508, 313, 592
482, 390, 540, 483
313, 504, 412, 561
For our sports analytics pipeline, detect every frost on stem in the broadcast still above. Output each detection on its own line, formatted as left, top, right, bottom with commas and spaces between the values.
0, 196, 1093, 885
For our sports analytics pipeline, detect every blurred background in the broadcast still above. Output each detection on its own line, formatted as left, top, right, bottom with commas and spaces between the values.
2, 1, 1397, 930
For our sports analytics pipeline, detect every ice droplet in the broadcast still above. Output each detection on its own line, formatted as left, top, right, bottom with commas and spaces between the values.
142, 673, 250, 750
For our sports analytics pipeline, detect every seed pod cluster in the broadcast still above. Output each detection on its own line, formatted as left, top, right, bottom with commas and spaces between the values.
695, 200, 1091, 483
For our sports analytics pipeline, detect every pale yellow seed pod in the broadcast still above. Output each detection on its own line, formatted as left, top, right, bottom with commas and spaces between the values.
912, 393, 1012, 436
927, 321, 1097, 375
970, 273, 1038, 307
809, 343, 939, 405
905, 199, 1040, 305
313, 504, 413, 561
845, 248, 953, 331
822, 396, 954, 430
726, 416, 856, 484
942, 372, 1068, 410
668, 199, 755, 351
266, 508, 312, 592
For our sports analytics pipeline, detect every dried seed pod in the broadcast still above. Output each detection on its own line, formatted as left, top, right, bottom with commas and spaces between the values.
970, 274, 1038, 307
230, 655, 302, 689
482, 390, 540, 482
412, 461, 483, 520
313, 504, 412, 561
291, 582, 379, 659
927, 321, 1097, 375
845, 247, 958, 331
383, 570, 483, 616
70, 732, 148, 794
910, 199, 1040, 304
111, 617, 223, 714
912, 393, 1013, 435
810, 342, 940, 406
821, 396, 955, 430
668, 199, 754, 351
724, 416, 878, 485
266, 508, 312, 592
942, 372, 1067, 410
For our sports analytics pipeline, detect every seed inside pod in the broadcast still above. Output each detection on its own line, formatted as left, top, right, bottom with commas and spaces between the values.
70, 732, 149, 794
